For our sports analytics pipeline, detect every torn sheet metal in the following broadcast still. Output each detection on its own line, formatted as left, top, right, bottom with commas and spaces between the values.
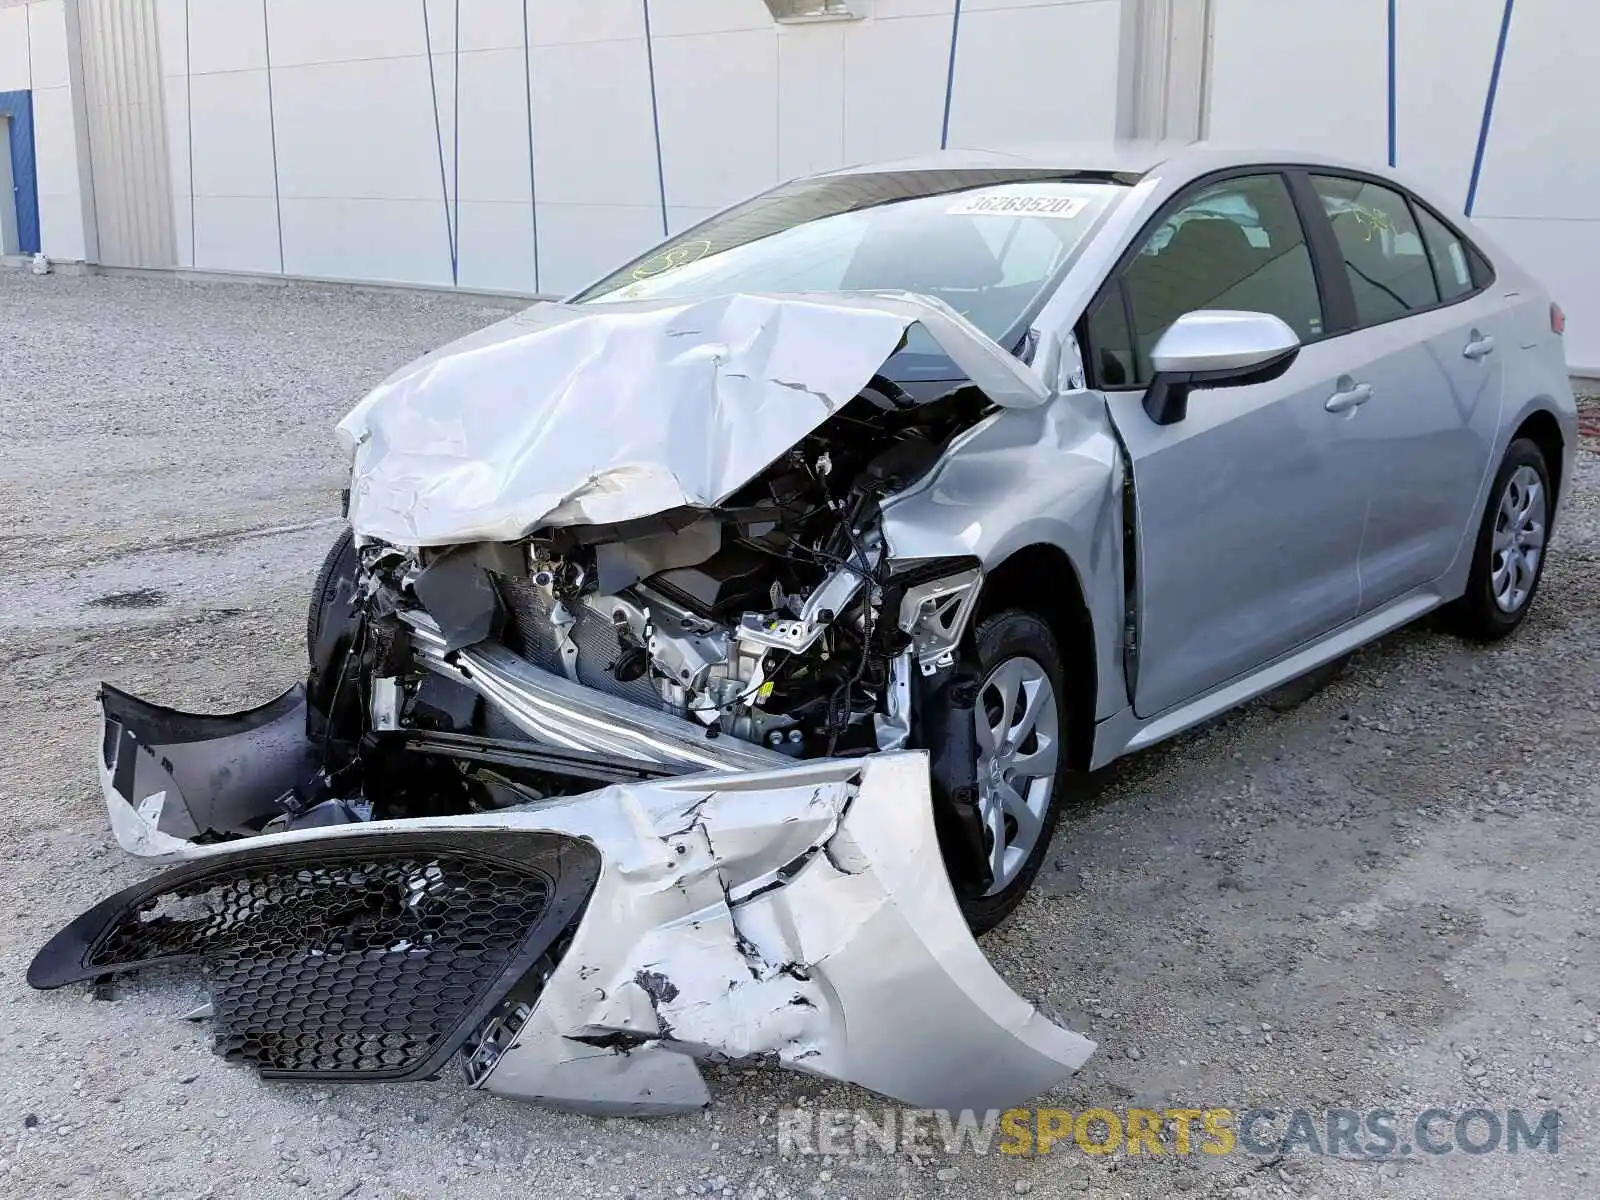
337, 291, 1049, 548
44, 750, 1094, 1113
482, 752, 1094, 1114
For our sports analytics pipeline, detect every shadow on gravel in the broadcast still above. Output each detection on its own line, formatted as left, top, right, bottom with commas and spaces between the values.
87, 588, 168, 609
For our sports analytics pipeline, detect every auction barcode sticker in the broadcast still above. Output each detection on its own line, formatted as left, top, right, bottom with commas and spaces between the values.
947, 192, 1089, 219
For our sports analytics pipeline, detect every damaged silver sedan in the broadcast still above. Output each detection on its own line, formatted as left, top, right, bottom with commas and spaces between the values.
33, 144, 1577, 1114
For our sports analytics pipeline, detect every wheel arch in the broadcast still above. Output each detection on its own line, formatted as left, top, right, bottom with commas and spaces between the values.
973, 543, 1097, 772
1511, 407, 1566, 509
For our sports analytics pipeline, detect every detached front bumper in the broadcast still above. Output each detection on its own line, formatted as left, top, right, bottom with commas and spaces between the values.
37, 689, 1094, 1114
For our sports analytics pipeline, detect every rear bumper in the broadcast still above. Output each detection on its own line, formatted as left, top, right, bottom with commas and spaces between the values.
61, 694, 1095, 1114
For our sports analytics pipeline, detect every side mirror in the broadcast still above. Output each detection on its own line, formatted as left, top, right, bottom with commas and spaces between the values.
1143, 310, 1301, 425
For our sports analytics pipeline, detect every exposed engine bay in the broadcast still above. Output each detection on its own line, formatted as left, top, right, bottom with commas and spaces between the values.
344, 379, 986, 768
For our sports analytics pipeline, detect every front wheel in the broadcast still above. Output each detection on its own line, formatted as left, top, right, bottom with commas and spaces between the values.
1445, 438, 1553, 640
959, 610, 1072, 934
307, 524, 358, 659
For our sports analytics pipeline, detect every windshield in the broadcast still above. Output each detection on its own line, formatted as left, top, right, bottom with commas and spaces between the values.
572, 169, 1130, 379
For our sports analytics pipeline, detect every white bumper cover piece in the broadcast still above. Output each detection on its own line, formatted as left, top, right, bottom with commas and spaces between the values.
97, 747, 1094, 1113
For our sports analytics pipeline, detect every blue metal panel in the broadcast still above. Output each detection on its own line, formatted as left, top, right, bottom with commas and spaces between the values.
423, 0, 460, 284
0, 89, 40, 255
1466, 0, 1517, 216
521, 0, 541, 291
642, 0, 669, 238
1386, 0, 1397, 167
940, 0, 964, 150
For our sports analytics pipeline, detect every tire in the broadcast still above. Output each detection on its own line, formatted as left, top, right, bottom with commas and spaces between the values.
1445, 438, 1553, 640
307, 525, 358, 659
959, 609, 1074, 934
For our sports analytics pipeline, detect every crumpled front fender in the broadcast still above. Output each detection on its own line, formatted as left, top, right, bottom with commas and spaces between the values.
480, 753, 1094, 1113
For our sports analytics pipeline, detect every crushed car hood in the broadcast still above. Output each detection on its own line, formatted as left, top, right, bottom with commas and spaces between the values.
338, 291, 1049, 548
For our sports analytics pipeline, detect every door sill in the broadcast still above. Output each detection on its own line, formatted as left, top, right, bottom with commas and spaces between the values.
1093, 588, 1445, 766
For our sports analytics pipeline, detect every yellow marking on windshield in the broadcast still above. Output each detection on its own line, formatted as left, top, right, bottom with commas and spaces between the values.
631, 239, 714, 281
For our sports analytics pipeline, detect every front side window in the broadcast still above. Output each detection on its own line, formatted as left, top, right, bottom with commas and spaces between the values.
572, 171, 1129, 376
1107, 173, 1323, 386
1311, 174, 1439, 324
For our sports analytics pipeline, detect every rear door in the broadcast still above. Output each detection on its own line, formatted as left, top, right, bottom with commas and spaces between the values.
1084, 171, 1368, 717
1303, 174, 1504, 610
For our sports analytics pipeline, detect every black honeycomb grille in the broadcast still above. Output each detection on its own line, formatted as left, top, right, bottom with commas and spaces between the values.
30, 832, 599, 1083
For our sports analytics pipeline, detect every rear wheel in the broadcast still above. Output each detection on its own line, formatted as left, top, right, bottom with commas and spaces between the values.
959, 610, 1072, 934
1446, 438, 1552, 640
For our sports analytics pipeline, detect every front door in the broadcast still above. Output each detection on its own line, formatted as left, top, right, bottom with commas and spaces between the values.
1084, 172, 1368, 716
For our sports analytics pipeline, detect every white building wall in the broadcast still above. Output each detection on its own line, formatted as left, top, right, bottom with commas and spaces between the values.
945, 0, 1121, 148
13, 0, 1596, 373
77, 0, 175, 267
0, 4, 28, 89
1468, 0, 1600, 376
0, 0, 92, 261
1208, 0, 1390, 161
1209, 0, 1600, 373
11, 0, 1132, 294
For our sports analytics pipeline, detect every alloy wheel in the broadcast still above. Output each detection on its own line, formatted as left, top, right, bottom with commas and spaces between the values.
974, 655, 1060, 896
1491, 464, 1546, 613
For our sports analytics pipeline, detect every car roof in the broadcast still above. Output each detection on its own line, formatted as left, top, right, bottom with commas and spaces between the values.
825, 141, 1414, 191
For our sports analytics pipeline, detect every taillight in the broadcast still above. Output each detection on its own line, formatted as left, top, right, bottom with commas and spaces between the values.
1551, 302, 1566, 335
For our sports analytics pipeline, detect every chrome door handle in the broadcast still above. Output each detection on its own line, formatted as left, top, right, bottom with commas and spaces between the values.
1463, 334, 1496, 360
1325, 382, 1373, 413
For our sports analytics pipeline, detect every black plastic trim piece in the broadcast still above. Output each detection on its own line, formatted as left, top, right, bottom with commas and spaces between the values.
100, 681, 307, 748
912, 663, 992, 897
1141, 343, 1302, 426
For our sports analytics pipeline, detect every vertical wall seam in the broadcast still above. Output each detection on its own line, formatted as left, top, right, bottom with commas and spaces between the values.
81, 2, 105, 264
1156, 2, 1172, 137
140, 0, 163, 260
93, 1, 115, 256
130, 0, 163, 263
642, 0, 668, 237
108, 0, 130, 259
521, 0, 540, 292
184, 0, 193, 266
111, 3, 125, 256
119, 0, 140, 259
136, 0, 177, 266
451, 0, 459, 287
1386, 0, 1396, 166
773, 23, 780, 181
263, 0, 284, 272
939, 0, 963, 149
1465, 0, 1515, 216
422, 0, 458, 284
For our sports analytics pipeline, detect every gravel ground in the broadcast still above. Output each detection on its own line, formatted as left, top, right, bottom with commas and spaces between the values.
1, 270, 1597, 1200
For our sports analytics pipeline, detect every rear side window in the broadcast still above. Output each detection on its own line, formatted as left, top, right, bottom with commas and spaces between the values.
1413, 203, 1477, 301
1109, 173, 1324, 385
1311, 175, 1439, 324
